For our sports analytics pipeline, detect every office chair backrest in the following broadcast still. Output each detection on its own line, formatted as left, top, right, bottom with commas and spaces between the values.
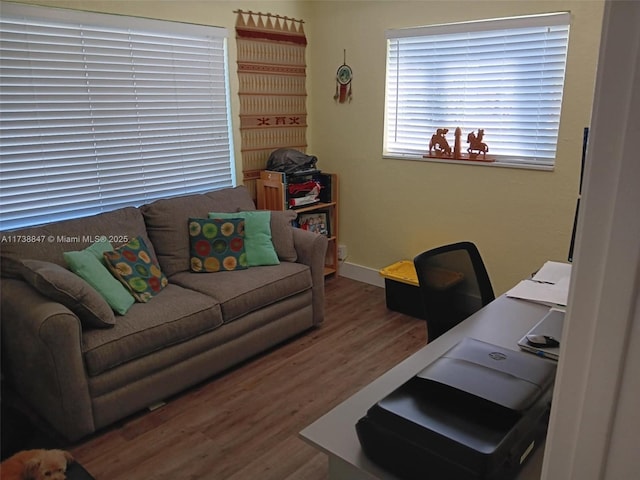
413, 241, 495, 343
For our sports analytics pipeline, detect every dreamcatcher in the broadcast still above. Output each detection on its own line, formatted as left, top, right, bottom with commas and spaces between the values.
334, 49, 353, 103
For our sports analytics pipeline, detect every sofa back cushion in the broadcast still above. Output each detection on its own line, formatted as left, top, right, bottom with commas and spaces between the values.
0, 207, 154, 276
141, 187, 256, 277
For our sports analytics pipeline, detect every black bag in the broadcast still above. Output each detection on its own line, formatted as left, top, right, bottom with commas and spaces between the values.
267, 148, 318, 174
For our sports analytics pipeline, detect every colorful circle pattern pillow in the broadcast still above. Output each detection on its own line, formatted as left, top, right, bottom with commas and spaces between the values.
103, 236, 168, 303
189, 217, 248, 273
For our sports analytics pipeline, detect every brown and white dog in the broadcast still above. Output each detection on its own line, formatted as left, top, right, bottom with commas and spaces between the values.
1, 449, 74, 480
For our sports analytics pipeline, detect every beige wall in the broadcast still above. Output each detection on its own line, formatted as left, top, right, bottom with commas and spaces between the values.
9, 0, 605, 294
306, 0, 604, 294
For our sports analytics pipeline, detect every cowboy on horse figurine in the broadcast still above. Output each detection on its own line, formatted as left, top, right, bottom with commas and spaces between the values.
467, 129, 489, 157
429, 128, 452, 157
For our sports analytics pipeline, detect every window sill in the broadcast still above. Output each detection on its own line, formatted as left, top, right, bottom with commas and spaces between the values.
383, 154, 554, 172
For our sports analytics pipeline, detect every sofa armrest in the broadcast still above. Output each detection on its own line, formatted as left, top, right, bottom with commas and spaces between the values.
1, 278, 95, 441
292, 228, 328, 325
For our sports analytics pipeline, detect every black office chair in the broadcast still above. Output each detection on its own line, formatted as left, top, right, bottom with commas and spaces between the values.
413, 241, 495, 343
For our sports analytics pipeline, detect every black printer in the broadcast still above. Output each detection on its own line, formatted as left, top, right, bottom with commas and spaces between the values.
356, 338, 556, 480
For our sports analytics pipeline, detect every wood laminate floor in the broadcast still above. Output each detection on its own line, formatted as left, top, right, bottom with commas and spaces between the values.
63, 276, 426, 479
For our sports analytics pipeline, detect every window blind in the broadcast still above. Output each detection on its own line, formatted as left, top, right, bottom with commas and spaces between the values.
0, 2, 234, 230
384, 12, 570, 167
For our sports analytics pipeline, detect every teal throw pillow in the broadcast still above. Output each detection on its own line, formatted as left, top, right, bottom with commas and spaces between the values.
207, 211, 279, 266
63, 239, 135, 315
189, 217, 248, 272
103, 236, 168, 303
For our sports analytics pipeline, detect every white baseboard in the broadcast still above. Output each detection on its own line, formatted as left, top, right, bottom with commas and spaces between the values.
337, 261, 385, 288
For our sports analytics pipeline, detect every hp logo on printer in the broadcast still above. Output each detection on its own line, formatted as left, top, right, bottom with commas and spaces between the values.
489, 351, 507, 361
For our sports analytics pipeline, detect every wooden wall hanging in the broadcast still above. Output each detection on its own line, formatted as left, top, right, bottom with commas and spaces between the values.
235, 10, 308, 199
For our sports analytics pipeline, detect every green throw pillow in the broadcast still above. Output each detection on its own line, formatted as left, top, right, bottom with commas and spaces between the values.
103, 236, 168, 303
189, 217, 248, 272
63, 240, 135, 315
208, 211, 279, 266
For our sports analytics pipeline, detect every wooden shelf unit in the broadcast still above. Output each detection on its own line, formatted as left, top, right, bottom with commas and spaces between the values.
257, 170, 338, 276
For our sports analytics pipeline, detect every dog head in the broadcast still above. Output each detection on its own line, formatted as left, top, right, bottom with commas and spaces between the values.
23, 449, 74, 480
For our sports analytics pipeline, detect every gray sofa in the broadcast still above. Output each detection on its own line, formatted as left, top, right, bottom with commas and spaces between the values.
0, 186, 327, 441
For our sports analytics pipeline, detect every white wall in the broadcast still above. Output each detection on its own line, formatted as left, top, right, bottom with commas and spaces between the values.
542, 1, 640, 478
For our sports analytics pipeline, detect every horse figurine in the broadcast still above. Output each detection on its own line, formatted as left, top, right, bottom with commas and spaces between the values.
467, 129, 489, 157
429, 128, 452, 156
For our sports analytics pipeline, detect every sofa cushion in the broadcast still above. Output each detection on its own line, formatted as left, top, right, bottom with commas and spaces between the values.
17, 259, 116, 329
170, 262, 311, 323
81, 284, 223, 376
270, 210, 298, 262
0, 207, 154, 269
104, 236, 169, 302
208, 211, 279, 266
64, 240, 135, 315
188, 217, 248, 272
141, 186, 256, 277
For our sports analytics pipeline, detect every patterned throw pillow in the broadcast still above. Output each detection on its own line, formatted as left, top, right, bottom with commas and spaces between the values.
188, 217, 248, 273
207, 211, 279, 266
103, 236, 168, 303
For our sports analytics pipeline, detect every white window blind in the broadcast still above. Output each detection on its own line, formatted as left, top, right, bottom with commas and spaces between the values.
384, 12, 570, 167
0, 2, 234, 230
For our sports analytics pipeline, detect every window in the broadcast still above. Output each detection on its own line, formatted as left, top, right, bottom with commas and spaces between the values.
0, 2, 234, 230
384, 12, 570, 168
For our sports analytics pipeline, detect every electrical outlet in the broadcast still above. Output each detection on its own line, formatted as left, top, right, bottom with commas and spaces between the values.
338, 244, 347, 261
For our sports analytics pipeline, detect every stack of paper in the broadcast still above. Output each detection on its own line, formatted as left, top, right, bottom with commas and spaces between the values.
506, 261, 572, 308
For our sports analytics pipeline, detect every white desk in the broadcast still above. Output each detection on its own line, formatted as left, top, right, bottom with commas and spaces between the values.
299, 295, 552, 480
